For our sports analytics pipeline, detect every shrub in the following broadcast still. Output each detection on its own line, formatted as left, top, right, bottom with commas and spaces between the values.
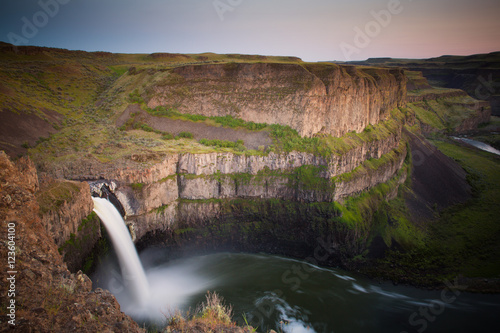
165, 291, 252, 332
141, 124, 154, 132
269, 124, 329, 155
161, 133, 174, 140
184, 114, 207, 122
235, 144, 246, 152
177, 131, 194, 139
130, 183, 144, 191
210, 115, 267, 131
150, 106, 178, 117
199, 138, 246, 151
128, 89, 143, 103
147, 107, 268, 132
199, 292, 233, 324
131, 122, 155, 132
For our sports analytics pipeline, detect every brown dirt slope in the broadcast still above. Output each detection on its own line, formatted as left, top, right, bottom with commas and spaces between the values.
117, 104, 272, 150
0, 109, 61, 158
405, 130, 471, 223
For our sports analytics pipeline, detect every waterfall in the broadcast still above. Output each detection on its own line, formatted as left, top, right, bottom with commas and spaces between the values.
92, 197, 150, 306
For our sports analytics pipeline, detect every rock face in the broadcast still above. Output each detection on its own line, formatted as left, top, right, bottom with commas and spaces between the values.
108, 140, 407, 241
48, 153, 179, 184
38, 178, 101, 272
0, 151, 143, 332
52, 125, 400, 184
38, 179, 95, 246
31, 119, 406, 244
146, 63, 407, 137
21, 61, 408, 285
454, 103, 491, 133
406, 89, 469, 103
177, 128, 401, 178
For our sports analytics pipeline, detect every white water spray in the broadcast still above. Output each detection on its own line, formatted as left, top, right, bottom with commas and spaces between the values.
92, 197, 150, 306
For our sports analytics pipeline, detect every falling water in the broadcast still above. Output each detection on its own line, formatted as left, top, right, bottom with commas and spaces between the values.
92, 197, 150, 306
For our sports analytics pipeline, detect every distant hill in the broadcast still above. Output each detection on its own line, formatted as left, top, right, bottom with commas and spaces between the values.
344, 51, 500, 115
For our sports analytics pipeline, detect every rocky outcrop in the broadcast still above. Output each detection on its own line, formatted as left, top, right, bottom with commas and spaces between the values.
50, 124, 401, 187
406, 71, 433, 91
178, 151, 326, 176
0, 151, 143, 332
37, 178, 100, 272
47, 153, 179, 184
177, 128, 401, 179
114, 143, 407, 241
405, 70, 491, 133
38, 180, 95, 247
176, 145, 406, 202
407, 89, 469, 103
117, 178, 179, 216
146, 63, 407, 137
454, 103, 491, 133
334, 146, 407, 201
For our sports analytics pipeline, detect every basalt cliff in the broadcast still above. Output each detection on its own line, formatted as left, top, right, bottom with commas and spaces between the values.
146, 63, 407, 137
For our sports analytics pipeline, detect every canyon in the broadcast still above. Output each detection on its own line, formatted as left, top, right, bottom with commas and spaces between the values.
0, 44, 498, 331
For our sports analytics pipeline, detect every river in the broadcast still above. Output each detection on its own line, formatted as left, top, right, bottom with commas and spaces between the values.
452, 136, 500, 156
93, 251, 500, 333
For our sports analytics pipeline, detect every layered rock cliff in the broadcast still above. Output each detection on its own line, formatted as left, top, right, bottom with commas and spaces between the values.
82, 137, 407, 242
405, 70, 491, 133
0, 152, 143, 332
29, 104, 408, 248
37, 178, 101, 272
146, 63, 407, 137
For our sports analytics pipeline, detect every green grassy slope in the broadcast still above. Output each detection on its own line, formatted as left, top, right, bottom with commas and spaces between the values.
367, 137, 500, 290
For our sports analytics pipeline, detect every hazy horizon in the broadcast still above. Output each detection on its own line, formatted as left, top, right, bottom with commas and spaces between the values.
1, 0, 499, 62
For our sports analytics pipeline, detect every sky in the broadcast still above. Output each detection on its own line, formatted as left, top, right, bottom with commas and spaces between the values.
0, 0, 499, 62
